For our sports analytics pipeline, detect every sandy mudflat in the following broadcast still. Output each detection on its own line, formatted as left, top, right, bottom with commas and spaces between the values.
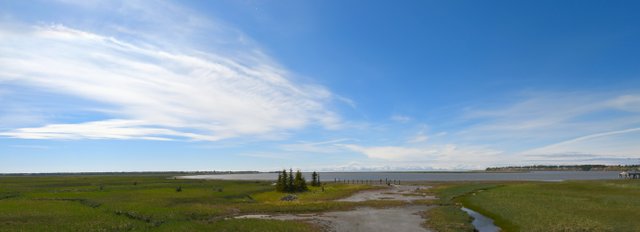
337, 184, 434, 202
235, 185, 434, 232
320, 205, 432, 232
236, 206, 432, 232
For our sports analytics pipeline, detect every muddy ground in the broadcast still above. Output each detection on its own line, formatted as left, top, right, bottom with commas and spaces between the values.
235, 185, 435, 232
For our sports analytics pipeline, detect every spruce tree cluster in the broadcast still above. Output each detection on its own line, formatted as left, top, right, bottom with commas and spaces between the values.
311, 171, 321, 186
276, 169, 308, 192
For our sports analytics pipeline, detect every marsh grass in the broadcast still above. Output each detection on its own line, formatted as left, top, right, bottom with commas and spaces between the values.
461, 180, 640, 232
251, 184, 375, 203
425, 180, 640, 232
0, 175, 396, 231
422, 205, 474, 232
423, 182, 499, 231
156, 218, 320, 232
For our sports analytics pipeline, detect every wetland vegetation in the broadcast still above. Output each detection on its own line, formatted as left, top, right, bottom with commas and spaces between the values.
0, 174, 388, 231
1, 174, 639, 231
427, 180, 640, 232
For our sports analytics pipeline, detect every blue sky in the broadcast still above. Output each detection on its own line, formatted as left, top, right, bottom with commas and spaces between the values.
1, 0, 640, 172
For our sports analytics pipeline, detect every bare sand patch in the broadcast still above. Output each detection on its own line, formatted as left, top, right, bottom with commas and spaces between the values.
235, 205, 433, 232
234, 185, 435, 231
337, 185, 434, 202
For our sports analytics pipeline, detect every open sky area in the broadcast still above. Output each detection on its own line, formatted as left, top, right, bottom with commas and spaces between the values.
1, 0, 639, 172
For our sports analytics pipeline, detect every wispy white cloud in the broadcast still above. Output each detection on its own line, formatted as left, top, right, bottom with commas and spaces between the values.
0, 2, 340, 141
524, 127, 640, 154
434, 131, 448, 137
390, 114, 411, 123
606, 94, 640, 112
0, 119, 207, 141
407, 133, 429, 143
343, 144, 435, 160
520, 127, 640, 163
459, 92, 640, 144
280, 138, 354, 153
342, 143, 505, 169
8, 144, 50, 149
339, 91, 640, 169
318, 162, 447, 172
449, 92, 640, 165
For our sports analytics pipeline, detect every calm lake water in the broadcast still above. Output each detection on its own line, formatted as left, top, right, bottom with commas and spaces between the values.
180, 171, 621, 182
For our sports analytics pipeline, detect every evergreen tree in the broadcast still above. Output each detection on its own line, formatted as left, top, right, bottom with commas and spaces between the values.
275, 170, 283, 192
311, 171, 317, 186
276, 171, 282, 191
310, 171, 321, 187
294, 169, 308, 191
278, 169, 288, 192
275, 169, 311, 192
301, 174, 308, 191
288, 169, 294, 192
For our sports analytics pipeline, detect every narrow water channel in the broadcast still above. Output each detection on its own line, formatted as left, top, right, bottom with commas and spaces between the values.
461, 207, 500, 232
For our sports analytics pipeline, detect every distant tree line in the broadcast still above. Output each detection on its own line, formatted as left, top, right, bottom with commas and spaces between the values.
486, 164, 640, 172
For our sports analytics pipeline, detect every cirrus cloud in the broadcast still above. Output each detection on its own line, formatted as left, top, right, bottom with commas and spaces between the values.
0, 4, 340, 141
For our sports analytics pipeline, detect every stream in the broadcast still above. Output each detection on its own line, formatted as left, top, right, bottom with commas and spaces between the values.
461, 207, 500, 232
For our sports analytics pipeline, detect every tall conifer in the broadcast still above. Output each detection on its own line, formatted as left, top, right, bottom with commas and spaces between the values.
288, 169, 294, 192
311, 171, 317, 186
294, 169, 308, 191
280, 169, 288, 192
276, 171, 283, 192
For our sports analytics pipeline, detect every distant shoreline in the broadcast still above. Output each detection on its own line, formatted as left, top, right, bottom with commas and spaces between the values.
1, 168, 632, 176
0, 171, 259, 176
486, 164, 640, 172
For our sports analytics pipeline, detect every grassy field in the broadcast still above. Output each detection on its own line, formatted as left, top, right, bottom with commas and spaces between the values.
461, 180, 640, 232
426, 180, 640, 232
423, 182, 499, 232
4, 175, 639, 232
0, 175, 379, 231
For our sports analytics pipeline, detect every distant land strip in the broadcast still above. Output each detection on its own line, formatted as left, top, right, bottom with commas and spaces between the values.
0, 171, 259, 176
486, 164, 640, 172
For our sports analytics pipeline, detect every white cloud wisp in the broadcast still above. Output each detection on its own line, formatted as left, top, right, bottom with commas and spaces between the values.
342, 144, 505, 170
0, 23, 339, 141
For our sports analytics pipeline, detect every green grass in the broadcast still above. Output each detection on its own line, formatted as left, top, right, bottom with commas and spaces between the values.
0, 198, 148, 231
0, 175, 377, 231
156, 219, 320, 232
461, 180, 640, 232
426, 180, 640, 232
252, 184, 375, 203
423, 205, 474, 232
9, 174, 637, 231
423, 182, 499, 232
243, 184, 409, 214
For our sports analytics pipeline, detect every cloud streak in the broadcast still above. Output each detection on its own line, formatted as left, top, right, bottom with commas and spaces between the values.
458, 92, 640, 146
0, 6, 339, 141
525, 127, 640, 154
454, 92, 640, 164
340, 91, 640, 169
342, 144, 505, 169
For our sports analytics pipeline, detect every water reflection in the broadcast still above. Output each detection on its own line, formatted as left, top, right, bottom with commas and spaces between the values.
461, 207, 500, 232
